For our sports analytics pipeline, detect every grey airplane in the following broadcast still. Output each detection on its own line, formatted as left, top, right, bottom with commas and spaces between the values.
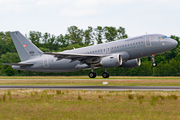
4, 31, 178, 78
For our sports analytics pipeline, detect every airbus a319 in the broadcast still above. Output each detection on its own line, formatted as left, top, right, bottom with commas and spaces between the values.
5, 31, 178, 78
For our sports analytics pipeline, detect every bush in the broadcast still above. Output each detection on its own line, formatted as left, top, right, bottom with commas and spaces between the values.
167, 95, 178, 100
3, 93, 6, 102
5, 67, 15, 76
56, 90, 61, 95
136, 94, 144, 100
78, 94, 82, 100
128, 94, 134, 99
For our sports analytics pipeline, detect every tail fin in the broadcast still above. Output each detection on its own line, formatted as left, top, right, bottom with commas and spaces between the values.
10, 31, 43, 61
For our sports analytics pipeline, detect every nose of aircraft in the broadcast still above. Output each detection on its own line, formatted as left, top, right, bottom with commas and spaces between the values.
170, 39, 178, 48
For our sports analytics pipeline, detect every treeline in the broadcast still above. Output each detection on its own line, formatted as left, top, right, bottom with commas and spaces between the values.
0, 26, 180, 76
27, 26, 128, 52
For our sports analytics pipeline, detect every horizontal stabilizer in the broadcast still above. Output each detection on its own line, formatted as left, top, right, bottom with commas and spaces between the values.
4, 63, 34, 66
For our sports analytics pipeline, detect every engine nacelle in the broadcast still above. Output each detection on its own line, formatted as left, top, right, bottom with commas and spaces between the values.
100, 54, 122, 68
122, 58, 141, 68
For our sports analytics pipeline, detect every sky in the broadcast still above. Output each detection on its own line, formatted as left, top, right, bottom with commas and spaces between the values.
0, 0, 180, 37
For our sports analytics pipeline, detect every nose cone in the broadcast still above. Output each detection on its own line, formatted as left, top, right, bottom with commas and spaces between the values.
170, 39, 178, 49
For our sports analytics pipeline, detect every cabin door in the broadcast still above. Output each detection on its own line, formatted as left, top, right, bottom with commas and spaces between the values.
145, 36, 152, 47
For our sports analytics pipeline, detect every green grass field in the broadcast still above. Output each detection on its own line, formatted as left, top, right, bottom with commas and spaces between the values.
0, 89, 180, 119
0, 76, 180, 86
1, 76, 180, 119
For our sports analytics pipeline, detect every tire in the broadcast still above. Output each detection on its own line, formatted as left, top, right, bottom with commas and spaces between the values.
102, 72, 110, 78
89, 72, 96, 78
152, 62, 157, 67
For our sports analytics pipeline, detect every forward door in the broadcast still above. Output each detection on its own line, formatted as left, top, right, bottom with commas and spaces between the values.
145, 36, 152, 47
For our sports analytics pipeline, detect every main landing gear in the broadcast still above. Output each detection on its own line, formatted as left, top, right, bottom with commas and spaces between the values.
151, 54, 157, 67
102, 68, 109, 78
88, 65, 109, 78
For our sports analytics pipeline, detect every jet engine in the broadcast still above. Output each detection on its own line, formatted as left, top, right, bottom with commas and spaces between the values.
100, 54, 122, 68
100, 52, 129, 68
122, 58, 141, 68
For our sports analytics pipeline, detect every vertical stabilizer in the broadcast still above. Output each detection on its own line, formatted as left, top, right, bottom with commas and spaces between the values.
10, 31, 43, 61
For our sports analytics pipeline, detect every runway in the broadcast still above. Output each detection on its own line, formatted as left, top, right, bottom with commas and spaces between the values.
1, 85, 180, 91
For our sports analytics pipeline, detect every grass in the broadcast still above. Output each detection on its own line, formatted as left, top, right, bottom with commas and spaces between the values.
0, 76, 180, 86
0, 76, 180, 79
0, 90, 180, 119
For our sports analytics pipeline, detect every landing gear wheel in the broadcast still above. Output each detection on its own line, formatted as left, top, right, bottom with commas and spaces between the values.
152, 62, 157, 67
89, 72, 96, 78
102, 72, 110, 78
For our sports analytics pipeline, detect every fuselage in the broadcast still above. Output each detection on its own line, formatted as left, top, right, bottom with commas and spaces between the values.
12, 34, 177, 72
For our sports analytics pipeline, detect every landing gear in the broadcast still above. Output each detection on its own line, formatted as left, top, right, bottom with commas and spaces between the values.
151, 54, 157, 67
102, 72, 109, 78
88, 65, 110, 78
89, 72, 96, 78
102, 68, 109, 78
89, 64, 96, 78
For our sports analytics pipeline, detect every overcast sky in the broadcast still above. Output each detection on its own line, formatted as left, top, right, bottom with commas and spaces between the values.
0, 0, 180, 37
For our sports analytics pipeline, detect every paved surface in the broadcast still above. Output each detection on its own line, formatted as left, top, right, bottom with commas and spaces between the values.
1, 85, 180, 91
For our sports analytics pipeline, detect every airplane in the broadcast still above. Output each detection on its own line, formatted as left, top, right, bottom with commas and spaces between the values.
4, 31, 178, 78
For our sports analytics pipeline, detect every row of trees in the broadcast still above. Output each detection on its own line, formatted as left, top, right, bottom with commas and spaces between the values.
0, 26, 180, 76
28, 26, 128, 52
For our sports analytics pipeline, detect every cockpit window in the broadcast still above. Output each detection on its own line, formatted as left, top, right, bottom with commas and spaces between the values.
158, 36, 169, 40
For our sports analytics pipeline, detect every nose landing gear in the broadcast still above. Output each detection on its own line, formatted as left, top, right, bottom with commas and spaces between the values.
151, 54, 157, 67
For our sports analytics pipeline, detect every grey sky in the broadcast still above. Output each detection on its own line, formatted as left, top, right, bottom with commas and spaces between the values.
0, 0, 180, 37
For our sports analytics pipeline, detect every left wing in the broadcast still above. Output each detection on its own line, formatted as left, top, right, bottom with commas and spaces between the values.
44, 52, 108, 63
4, 63, 34, 66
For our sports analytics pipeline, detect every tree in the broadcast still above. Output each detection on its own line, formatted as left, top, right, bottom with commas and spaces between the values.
42, 32, 50, 48
94, 26, 103, 44
67, 26, 83, 45
48, 35, 56, 51
104, 26, 117, 42
117, 27, 128, 39
5, 67, 15, 76
56, 34, 68, 47
0, 32, 16, 56
29, 31, 42, 47
155, 56, 166, 64
83, 26, 94, 45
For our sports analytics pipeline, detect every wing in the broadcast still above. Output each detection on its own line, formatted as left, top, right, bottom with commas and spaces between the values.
44, 52, 107, 64
4, 63, 34, 66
